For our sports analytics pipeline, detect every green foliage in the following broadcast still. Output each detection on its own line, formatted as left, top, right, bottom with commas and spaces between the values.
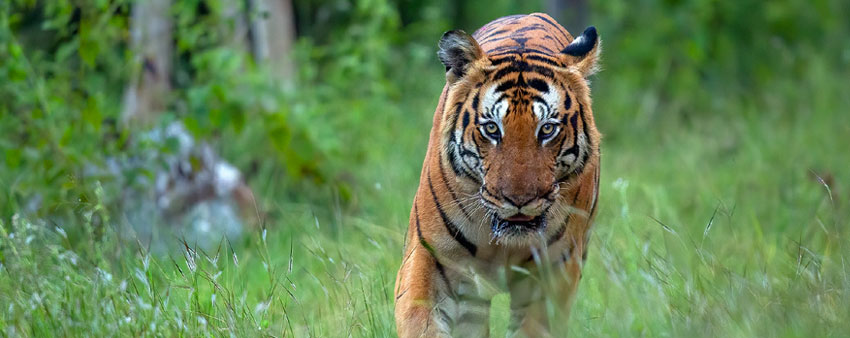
2, 0, 410, 222
592, 0, 850, 129
0, 0, 133, 223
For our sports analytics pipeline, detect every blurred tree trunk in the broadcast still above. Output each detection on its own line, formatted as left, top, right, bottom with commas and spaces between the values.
222, 0, 251, 51
547, 0, 588, 34
121, 0, 172, 125
248, 0, 296, 84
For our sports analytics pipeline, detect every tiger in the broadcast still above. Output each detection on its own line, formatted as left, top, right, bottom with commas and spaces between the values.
394, 13, 602, 337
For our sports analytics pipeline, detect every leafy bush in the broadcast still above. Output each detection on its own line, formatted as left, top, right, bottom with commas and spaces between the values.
0, 0, 421, 223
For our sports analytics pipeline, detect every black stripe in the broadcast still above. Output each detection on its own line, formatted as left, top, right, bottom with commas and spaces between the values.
487, 48, 557, 58
480, 29, 509, 41
449, 101, 463, 137
473, 25, 503, 40
491, 62, 556, 81
446, 144, 463, 177
516, 71, 528, 93
468, 133, 483, 173
589, 170, 600, 218
527, 78, 549, 93
416, 204, 454, 292
479, 35, 511, 46
513, 24, 546, 34
415, 203, 424, 239
435, 85, 449, 120
492, 63, 521, 80
528, 65, 555, 79
495, 80, 516, 93
554, 104, 589, 180
438, 308, 452, 326
395, 288, 408, 300
447, 144, 481, 185
525, 54, 565, 67
572, 184, 583, 204
576, 103, 591, 171
445, 93, 482, 185
458, 140, 483, 183
460, 151, 483, 184
434, 259, 451, 290
438, 154, 474, 222
489, 56, 515, 65
532, 14, 570, 42
511, 36, 529, 47
428, 173, 477, 256
562, 86, 572, 111
541, 33, 567, 48
533, 44, 557, 54
552, 129, 568, 160
580, 103, 593, 149
547, 223, 566, 246
558, 111, 580, 161
547, 185, 582, 245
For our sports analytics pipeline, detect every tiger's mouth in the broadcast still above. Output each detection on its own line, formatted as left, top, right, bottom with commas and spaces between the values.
490, 214, 547, 238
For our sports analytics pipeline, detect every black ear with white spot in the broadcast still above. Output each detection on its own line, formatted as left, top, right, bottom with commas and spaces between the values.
562, 26, 600, 77
438, 30, 485, 82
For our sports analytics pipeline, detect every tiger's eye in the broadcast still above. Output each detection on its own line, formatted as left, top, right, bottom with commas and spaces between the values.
539, 123, 557, 140
484, 122, 499, 136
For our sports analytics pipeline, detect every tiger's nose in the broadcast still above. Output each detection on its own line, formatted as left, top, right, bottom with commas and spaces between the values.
500, 187, 553, 209
502, 193, 537, 209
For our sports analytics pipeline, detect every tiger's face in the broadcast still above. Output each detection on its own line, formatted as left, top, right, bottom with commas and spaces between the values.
438, 27, 600, 244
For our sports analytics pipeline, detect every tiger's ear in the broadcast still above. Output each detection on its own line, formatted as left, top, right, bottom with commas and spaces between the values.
562, 26, 600, 77
438, 30, 485, 83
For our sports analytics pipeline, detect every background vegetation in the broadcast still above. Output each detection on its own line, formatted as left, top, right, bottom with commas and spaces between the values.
1, 0, 849, 336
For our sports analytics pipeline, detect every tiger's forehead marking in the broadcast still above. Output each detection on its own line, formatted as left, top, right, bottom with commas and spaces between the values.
480, 84, 508, 121
480, 79, 561, 122
533, 82, 560, 120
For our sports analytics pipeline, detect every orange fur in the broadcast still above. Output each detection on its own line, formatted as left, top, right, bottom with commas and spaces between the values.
395, 13, 602, 337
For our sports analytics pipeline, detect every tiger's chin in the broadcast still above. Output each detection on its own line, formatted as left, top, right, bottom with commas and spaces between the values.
489, 214, 548, 246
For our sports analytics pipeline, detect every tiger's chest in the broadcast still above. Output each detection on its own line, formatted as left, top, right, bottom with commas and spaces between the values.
430, 246, 568, 335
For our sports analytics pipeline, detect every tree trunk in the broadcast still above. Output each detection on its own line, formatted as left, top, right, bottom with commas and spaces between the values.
121, 0, 172, 126
248, 0, 296, 84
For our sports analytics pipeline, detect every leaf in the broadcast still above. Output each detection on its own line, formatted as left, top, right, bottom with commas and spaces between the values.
82, 95, 102, 131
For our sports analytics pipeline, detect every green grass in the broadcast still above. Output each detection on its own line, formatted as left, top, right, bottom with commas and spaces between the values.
2, 64, 849, 337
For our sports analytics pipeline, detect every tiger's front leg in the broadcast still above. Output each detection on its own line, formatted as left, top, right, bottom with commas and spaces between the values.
395, 242, 492, 337
512, 249, 585, 337
395, 243, 452, 338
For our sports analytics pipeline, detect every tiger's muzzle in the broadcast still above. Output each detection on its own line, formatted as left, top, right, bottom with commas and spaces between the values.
480, 184, 559, 236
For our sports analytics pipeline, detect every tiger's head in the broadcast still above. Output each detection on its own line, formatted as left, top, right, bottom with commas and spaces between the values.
437, 26, 601, 244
